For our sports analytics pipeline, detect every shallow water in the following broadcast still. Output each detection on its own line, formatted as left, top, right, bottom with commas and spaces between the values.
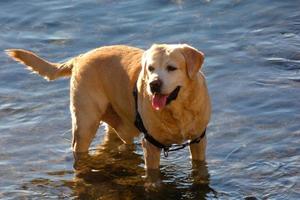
1, 0, 300, 199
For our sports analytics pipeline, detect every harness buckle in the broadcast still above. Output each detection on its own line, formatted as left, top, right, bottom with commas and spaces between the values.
163, 147, 170, 157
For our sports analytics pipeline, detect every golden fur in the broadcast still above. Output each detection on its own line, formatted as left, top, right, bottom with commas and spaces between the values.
6, 44, 211, 171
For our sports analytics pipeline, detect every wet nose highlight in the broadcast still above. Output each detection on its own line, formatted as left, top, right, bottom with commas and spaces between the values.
150, 79, 162, 94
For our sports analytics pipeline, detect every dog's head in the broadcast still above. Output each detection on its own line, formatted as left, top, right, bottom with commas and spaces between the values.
141, 44, 205, 110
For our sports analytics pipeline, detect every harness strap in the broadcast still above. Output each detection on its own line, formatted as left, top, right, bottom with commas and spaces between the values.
133, 84, 206, 157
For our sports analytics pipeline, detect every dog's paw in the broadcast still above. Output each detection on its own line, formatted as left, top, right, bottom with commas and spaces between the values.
118, 143, 135, 152
143, 169, 162, 192
191, 160, 210, 184
144, 181, 161, 192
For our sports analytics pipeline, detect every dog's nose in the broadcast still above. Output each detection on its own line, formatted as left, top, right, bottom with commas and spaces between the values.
150, 79, 162, 94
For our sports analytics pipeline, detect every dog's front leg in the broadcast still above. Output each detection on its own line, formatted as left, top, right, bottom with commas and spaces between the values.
142, 138, 161, 169
189, 136, 209, 184
189, 135, 207, 161
142, 138, 162, 190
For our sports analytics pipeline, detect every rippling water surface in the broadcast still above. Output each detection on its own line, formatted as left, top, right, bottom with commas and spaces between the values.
1, 0, 300, 199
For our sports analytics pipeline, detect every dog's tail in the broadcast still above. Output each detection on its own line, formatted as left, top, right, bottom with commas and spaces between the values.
5, 49, 75, 81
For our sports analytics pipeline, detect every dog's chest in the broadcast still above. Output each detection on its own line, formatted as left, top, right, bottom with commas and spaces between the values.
158, 106, 201, 143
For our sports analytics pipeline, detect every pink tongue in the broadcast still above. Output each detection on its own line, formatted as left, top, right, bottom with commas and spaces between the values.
152, 94, 168, 110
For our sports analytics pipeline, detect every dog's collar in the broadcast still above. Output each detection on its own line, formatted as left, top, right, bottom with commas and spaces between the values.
133, 83, 206, 157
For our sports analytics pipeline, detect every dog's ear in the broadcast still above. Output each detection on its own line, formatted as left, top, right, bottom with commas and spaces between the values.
140, 50, 149, 79
180, 44, 204, 80
141, 50, 147, 69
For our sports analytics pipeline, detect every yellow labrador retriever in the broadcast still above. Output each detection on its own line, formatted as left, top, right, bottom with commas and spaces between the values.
6, 44, 211, 171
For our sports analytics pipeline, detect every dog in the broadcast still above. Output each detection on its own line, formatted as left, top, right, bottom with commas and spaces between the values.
6, 44, 211, 173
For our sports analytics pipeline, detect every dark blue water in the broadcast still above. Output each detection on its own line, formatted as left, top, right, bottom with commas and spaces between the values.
1, 0, 300, 199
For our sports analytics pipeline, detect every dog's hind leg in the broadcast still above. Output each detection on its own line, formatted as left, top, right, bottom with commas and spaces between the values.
70, 85, 108, 153
71, 103, 103, 172
71, 111, 101, 153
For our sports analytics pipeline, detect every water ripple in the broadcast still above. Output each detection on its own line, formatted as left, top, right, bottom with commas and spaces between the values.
1, 0, 300, 199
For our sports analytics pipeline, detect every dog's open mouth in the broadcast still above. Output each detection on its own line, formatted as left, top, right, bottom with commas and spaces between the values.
151, 86, 181, 110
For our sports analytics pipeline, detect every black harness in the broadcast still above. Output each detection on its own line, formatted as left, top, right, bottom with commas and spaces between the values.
133, 84, 206, 157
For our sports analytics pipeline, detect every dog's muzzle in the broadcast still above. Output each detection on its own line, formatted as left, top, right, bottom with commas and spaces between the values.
149, 78, 181, 110
149, 79, 162, 94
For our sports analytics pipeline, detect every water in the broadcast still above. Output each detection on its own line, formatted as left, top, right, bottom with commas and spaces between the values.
1, 0, 300, 199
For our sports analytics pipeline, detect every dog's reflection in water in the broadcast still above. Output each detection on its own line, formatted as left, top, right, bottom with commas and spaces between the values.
73, 126, 143, 177
72, 127, 211, 195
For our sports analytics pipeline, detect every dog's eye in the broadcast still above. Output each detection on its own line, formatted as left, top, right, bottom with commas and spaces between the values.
167, 65, 177, 72
148, 66, 154, 72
